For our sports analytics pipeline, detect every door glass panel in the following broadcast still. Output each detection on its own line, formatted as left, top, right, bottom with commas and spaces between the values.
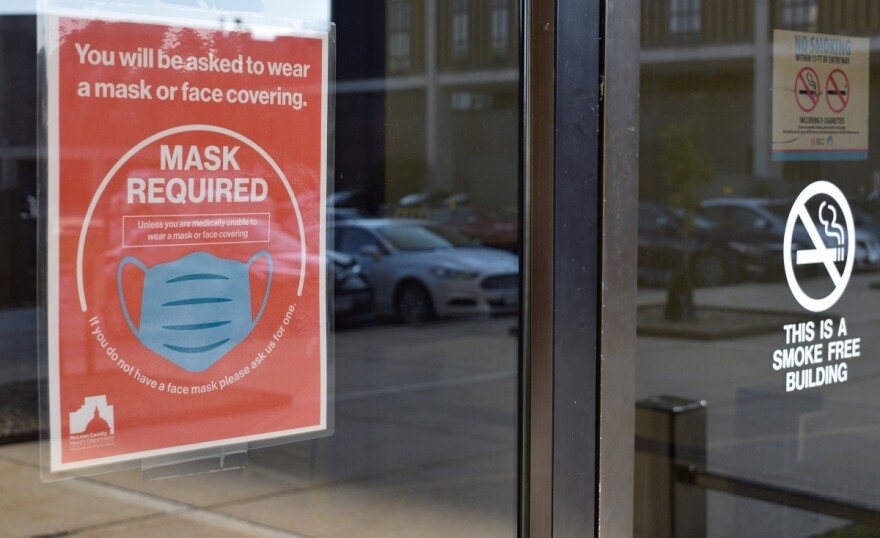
0, 2, 520, 536
637, 2, 880, 536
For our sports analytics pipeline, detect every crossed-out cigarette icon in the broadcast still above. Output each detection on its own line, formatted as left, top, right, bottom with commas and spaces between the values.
795, 201, 846, 266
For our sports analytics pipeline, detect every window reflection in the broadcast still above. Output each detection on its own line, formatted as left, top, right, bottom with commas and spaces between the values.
668, 0, 701, 37
452, 0, 469, 61
490, 0, 509, 58
388, 0, 412, 71
781, 0, 818, 29
0, 14, 38, 403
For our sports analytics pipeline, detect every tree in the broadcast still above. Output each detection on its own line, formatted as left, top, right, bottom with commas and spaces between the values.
659, 99, 712, 321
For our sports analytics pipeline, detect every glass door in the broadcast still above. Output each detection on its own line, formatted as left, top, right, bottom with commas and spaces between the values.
0, 2, 525, 536
633, 2, 880, 536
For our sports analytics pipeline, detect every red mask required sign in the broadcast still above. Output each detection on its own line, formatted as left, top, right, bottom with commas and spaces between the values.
46, 16, 329, 472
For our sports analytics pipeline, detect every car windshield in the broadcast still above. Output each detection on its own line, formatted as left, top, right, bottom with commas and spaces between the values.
851, 205, 876, 225
378, 223, 475, 251
668, 207, 719, 231
763, 202, 791, 219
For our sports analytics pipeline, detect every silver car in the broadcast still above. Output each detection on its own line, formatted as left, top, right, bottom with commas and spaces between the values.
334, 219, 519, 323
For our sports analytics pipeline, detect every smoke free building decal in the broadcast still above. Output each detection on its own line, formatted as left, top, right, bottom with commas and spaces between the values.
46, 16, 329, 472
772, 181, 862, 392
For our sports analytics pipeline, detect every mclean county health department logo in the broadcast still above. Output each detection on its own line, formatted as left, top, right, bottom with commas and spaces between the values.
783, 181, 855, 313
69, 396, 115, 450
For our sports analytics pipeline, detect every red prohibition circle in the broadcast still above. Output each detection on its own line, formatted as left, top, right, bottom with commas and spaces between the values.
795, 67, 821, 113
825, 68, 850, 113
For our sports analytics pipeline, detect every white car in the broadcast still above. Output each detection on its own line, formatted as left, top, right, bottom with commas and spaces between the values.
334, 219, 519, 323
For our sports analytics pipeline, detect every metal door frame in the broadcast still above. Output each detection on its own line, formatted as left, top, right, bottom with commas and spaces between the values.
521, 0, 639, 535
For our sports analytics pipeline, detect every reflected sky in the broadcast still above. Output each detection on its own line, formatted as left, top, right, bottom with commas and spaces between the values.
0, 0, 33, 14
3, 0, 330, 23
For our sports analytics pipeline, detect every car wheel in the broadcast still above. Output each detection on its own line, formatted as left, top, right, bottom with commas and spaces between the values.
692, 253, 726, 287
397, 281, 435, 324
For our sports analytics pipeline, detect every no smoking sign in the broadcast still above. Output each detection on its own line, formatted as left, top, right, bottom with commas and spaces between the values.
784, 181, 855, 312
795, 67, 821, 113
793, 67, 851, 114
826, 68, 850, 113
772, 30, 868, 162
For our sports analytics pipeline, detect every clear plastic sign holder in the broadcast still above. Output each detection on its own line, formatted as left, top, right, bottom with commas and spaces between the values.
37, 0, 336, 481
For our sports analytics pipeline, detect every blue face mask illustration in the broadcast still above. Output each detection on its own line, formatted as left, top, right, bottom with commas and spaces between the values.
118, 251, 272, 372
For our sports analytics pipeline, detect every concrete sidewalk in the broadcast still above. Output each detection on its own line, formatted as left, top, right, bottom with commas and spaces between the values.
0, 318, 518, 538
0, 439, 514, 537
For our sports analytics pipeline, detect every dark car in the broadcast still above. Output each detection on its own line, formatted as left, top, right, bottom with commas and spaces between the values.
702, 197, 880, 272
0, 189, 36, 308
638, 202, 785, 287
330, 250, 374, 327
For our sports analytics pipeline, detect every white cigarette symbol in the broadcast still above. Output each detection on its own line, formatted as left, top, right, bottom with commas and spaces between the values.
796, 247, 845, 265
797, 201, 847, 266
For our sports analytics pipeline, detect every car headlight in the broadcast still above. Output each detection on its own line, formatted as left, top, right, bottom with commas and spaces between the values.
431, 266, 479, 279
729, 241, 767, 256
334, 261, 363, 280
